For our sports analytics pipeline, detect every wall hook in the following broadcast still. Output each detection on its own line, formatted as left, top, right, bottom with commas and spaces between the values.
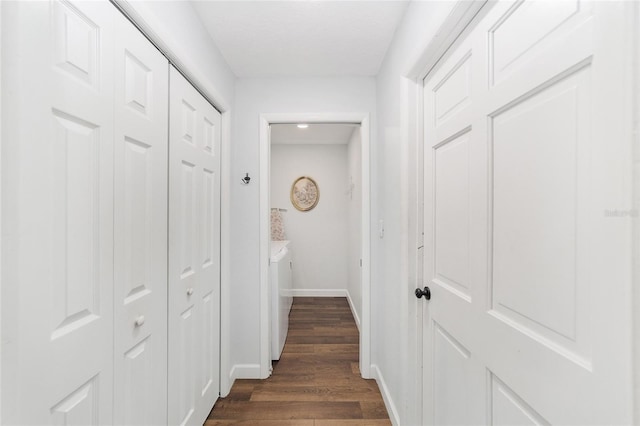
241, 173, 251, 185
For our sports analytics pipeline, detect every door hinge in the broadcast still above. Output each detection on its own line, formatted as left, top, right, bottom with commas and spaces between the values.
360, 259, 362, 267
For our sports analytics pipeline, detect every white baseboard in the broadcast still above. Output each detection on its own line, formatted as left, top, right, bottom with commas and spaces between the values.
346, 290, 361, 331
371, 364, 401, 426
220, 373, 232, 397
229, 363, 262, 383
290, 289, 348, 297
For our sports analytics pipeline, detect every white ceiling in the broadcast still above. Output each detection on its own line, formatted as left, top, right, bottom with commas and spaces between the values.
191, 1, 410, 77
271, 123, 358, 145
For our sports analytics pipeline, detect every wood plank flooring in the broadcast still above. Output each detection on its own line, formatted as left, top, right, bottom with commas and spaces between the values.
206, 297, 391, 426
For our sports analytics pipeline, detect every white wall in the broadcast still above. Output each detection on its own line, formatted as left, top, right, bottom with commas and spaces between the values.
347, 128, 362, 326
271, 144, 349, 294
373, 2, 456, 424
126, 1, 235, 110
231, 77, 376, 377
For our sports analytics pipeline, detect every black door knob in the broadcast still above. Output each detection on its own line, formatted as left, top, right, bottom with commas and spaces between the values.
415, 286, 431, 300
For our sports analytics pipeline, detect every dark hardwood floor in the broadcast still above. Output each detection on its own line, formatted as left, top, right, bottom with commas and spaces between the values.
206, 297, 391, 426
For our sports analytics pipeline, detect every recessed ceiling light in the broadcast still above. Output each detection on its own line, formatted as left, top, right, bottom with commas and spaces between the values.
297, 123, 309, 129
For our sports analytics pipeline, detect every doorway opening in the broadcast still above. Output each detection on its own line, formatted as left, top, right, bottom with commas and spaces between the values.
258, 113, 371, 379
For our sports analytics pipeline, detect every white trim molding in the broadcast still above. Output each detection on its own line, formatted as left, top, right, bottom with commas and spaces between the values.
371, 364, 400, 426
633, 1, 640, 423
259, 116, 272, 380
259, 112, 372, 379
346, 290, 361, 331
290, 289, 348, 298
219, 111, 232, 396
0, 2, 3, 420
230, 364, 263, 382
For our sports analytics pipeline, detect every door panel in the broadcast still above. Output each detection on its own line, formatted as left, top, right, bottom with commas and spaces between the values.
169, 66, 222, 426
113, 11, 168, 426
488, 1, 590, 87
423, 27, 483, 425
432, 323, 474, 426
433, 52, 472, 128
179, 306, 196, 424
53, 0, 100, 89
201, 290, 217, 395
50, 110, 102, 339
50, 376, 100, 426
490, 374, 549, 426
491, 66, 591, 357
2, 1, 115, 423
434, 130, 472, 300
422, 1, 634, 425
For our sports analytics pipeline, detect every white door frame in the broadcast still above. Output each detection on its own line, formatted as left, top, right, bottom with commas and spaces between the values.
634, 2, 640, 422
259, 112, 372, 379
0, 1, 3, 420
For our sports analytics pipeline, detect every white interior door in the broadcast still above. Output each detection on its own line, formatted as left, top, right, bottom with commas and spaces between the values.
421, 1, 635, 424
113, 11, 169, 426
168, 66, 222, 426
1, 1, 115, 423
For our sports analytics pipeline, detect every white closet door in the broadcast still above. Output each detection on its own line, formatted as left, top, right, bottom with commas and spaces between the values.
113, 11, 169, 426
421, 1, 634, 425
1, 1, 115, 424
168, 66, 221, 426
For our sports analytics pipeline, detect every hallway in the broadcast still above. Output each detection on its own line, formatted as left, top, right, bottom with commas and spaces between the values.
206, 298, 391, 425
2, 1, 638, 424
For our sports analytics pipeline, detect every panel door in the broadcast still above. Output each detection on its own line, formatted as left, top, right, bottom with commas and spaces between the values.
113, 11, 169, 426
1, 1, 115, 424
422, 1, 634, 424
168, 66, 222, 426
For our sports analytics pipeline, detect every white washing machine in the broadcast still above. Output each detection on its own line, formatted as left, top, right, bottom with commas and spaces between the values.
270, 240, 293, 360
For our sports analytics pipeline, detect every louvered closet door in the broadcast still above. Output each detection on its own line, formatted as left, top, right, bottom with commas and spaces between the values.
421, 1, 634, 424
168, 66, 222, 426
1, 1, 115, 423
113, 11, 169, 426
